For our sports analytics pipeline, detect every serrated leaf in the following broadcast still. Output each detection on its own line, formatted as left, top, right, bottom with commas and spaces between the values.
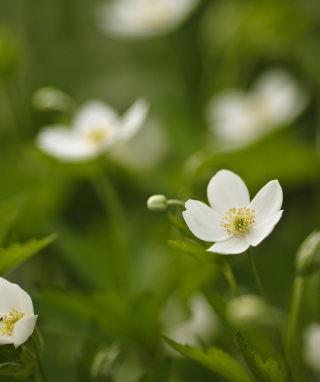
0, 234, 56, 275
234, 332, 284, 382
0, 345, 36, 380
167, 239, 223, 265
139, 358, 172, 382
162, 336, 253, 382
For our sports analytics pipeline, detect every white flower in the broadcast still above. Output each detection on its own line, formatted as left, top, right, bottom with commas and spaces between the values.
36, 98, 148, 162
206, 69, 308, 149
304, 324, 320, 373
0, 278, 37, 348
183, 170, 283, 255
96, 0, 199, 39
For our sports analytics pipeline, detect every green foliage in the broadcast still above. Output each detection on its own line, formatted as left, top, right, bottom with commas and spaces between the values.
0, 234, 56, 276
162, 336, 253, 382
234, 332, 284, 382
0, 345, 36, 380
167, 239, 223, 265
139, 358, 172, 382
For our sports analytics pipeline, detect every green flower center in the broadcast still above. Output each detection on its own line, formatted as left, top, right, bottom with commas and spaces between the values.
0, 308, 25, 336
221, 207, 255, 238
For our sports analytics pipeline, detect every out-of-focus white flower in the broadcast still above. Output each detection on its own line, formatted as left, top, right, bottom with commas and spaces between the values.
304, 324, 320, 373
0, 278, 37, 348
183, 169, 283, 255
163, 294, 216, 348
206, 70, 308, 149
36, 99, 148, 162
97, 0, 200, 39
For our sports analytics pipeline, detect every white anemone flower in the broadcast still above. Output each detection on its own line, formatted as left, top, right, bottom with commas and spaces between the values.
36, 98, 148, 162
206, 70, 308, 149
183, 170, 283, 255
0, 278, 37, 348
97, 0, 199, 39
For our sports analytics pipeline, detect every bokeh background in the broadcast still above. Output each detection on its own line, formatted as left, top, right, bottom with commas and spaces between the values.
0, 0, 320, 381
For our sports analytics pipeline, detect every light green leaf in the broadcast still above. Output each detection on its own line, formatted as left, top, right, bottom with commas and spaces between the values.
162, 336, 253, 382
0, 234, 56, 275
234, 332, 284, 382
167, 239, 223, 265
167, 213, 192, 237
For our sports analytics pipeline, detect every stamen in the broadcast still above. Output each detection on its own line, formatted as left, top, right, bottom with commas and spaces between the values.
86, 128, 108, 143
0, 308, 25, 336
221, 207, 255, 238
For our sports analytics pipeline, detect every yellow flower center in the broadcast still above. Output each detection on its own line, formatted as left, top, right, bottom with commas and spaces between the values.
0, 308, 25, 336
86, 128, 108, 143
221, 207, 255, 238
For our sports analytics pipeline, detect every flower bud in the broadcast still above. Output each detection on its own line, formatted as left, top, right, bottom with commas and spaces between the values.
295, 231, 320, 277
226, 295, 272, 329
147, 194, 168, 212
32, 87, 75, 112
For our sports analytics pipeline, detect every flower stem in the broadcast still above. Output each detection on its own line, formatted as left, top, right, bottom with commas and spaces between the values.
246, 249, 295, 381
221, 258, 240, 297
167, 199, 185, 208
31, 336, 47, 382
91, 171, 129, 291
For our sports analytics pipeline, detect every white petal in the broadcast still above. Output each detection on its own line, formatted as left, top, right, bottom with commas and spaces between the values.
207, 170, 250, 215
183, 200, 229, 242
208, 235, 250, 255
0, 337, 13, 345
73, 100, 118, 134
0, 278, 34, 317
12, 315, 38, 348
246, 210, 283, 246
112, 99, 149, 144
249, 180, 283, 225
36, 127, 99, 162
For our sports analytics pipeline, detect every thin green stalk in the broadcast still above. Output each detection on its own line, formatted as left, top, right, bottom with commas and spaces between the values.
31, 336, 47, 382
221, 258, 240, 297
167, 199, 185, 208
246, 249, 295, 382
91, 172, 129, 291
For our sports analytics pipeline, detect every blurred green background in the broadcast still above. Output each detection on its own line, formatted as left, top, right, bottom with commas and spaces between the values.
0, 0, 320, 381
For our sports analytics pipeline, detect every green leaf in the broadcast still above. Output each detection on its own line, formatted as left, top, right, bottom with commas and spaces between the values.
162, 336, 253, 382
0, 234, 56, 275
139, 358, 172, 382
167, 213, 192, 237
0, 345, 36, 380
167, 239, 223, 265
234, 332, 284, 382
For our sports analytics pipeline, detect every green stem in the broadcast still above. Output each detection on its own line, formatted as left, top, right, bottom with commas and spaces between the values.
31, 337, 47, 382
221, 258, 240, 297
91, 172, 129, 291
285, 276, 307, 380
167, 199, 185, 208
246, 249, 295, 381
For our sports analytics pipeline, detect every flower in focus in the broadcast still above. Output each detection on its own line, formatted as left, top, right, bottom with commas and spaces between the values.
96, 0, 199, 39
36, 98, 149, 162
0, 278, 37, 348
206, 69, 308, 149
304, 324, 320, 374
183, 170, 283, 255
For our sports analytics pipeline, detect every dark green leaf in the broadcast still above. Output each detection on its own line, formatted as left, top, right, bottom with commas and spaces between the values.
234, 332, 284, 382
0, 234, 56, 275
162, 336, 253, 382
139, 358, 172, 382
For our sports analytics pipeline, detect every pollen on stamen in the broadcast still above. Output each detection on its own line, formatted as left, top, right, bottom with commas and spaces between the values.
0, 308, 25, 336
221, 207, 255, 238
86, 128, 108, 143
